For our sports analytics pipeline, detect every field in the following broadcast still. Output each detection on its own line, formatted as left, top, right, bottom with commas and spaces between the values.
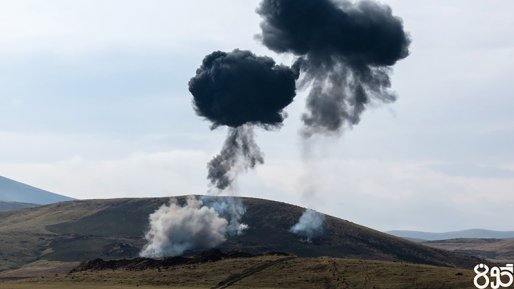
423, 238, 514, 263
0, 256, 477, 289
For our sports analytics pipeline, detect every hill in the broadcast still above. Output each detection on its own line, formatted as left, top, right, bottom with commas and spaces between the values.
423, 238, 514, 263
0, 196, 480, 272
387, 229, 514, 241
0, 176, 73, 205
0, 201, 38, 212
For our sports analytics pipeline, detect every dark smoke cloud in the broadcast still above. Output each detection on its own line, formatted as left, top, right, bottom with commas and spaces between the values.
257, 0, 410, 136
189, 49, 298, 129
189, 49, 298, 190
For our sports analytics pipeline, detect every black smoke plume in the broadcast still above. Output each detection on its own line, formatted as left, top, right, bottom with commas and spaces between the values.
189, 49, 298, 190
258, 0, 410, 137
207, 125, 263, 190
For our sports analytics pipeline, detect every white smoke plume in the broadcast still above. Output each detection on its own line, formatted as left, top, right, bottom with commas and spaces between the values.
290, 209, 325, 242
140, 196, 248, 257
201, 196, 248, 236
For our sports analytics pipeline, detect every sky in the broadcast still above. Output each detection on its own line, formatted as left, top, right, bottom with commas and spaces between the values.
0, 0, 513, 232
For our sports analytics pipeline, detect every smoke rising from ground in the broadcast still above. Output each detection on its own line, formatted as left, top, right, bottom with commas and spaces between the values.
142, 0, 410, 257
140, 196, 247, 257
149, 44, 300, 259
189, 49, 298, 190
290, 209, 325, 241
258, 0, 410, 137
201, 196, 248, 236
259, 0, 410, 233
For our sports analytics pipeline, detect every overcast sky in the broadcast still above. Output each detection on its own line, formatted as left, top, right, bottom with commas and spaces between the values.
0, 0, 513, 232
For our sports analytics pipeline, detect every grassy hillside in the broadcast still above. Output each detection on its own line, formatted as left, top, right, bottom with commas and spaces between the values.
0, 199, 119, 270
0, 201, 38, 212
424, 238, 514, 263
0, 196, 480, 272
0, 256, 478, 289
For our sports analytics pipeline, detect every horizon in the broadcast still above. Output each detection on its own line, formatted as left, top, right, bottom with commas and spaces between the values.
1, 0, 513, 233
1, 174, 512, 234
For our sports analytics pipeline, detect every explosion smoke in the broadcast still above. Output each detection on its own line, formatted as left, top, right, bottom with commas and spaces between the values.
143, 47, 298, 259
258, 0, 410, 137
201, 196, 248, 236
207, 125, 263, 191
140, 197, 228, 257
140, 196, 248, 258
142, 0, 410, 257
290, 209, 325, 242
189, 49, 298, 190
258, 0, 410, 233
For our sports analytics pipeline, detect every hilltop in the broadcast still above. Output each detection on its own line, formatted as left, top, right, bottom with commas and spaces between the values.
0, 196, 480, 272
0, 176, 73, 205
388, 229, 514, 241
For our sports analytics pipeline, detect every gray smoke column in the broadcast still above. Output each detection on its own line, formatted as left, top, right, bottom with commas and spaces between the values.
140, 197, 229, 257
257, 0, 411, 137
207, 125, 263, 191
290, 209, 325, 242
151, 49, 299, 258
189, 49, 298, 190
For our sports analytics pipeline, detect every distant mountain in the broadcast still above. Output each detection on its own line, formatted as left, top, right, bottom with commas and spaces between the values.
388, 229, 514, 241
423, 238, 514, 263
0, 201, 38, 212
0, 196, 480, 271
0, 176, 73, 205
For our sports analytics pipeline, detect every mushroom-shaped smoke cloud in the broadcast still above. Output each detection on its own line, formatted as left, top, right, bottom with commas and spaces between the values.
189, 49, 298, 190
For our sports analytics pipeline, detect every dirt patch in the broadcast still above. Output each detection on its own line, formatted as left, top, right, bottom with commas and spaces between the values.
72, 249, 291, 272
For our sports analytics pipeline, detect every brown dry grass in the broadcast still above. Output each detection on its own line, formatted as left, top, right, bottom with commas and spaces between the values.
0, 256, 477, 289
424, 238, 514, 263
